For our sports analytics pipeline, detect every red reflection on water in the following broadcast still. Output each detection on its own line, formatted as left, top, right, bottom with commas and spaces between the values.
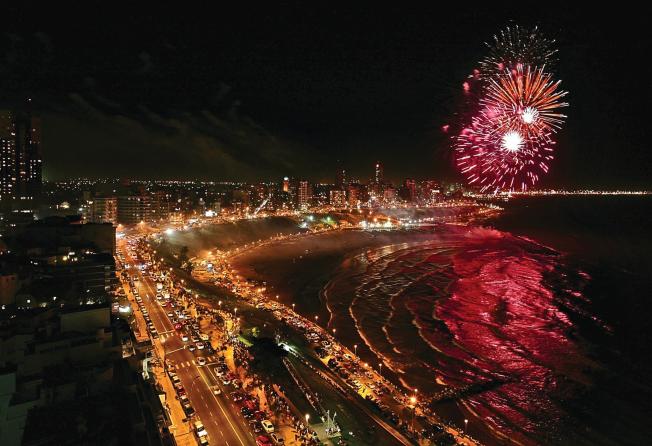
430, 229, 594, 443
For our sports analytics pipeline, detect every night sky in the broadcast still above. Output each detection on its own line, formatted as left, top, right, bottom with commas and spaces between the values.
2, 4, 650, 187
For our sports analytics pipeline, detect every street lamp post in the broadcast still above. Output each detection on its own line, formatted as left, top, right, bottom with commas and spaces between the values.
409, 396, 417, 432
354, 344, 358, 356
464, 418, 468, 433
378, 363, 383, 375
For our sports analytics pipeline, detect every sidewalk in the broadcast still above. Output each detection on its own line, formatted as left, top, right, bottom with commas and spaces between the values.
123, 281, 149, 342
153, 340, 198, 446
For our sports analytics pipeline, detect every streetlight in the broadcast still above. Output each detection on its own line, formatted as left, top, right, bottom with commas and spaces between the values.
378, 363, 383, 375
292, 303, 295, 312
354, 344, 358, 356
305, 413, 310, 425
464, 418, 468, 433
409, 396, 417, 432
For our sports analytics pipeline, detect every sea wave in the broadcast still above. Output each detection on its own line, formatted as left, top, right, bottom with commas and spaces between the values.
324, 227, 601, 445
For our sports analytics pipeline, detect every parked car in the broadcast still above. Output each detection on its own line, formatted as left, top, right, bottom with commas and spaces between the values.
261, 420, 274, 433
270, 433, 284, 444
194, 420, 207, 437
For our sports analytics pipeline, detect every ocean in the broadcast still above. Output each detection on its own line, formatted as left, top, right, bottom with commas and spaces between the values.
187, 197, 652, 445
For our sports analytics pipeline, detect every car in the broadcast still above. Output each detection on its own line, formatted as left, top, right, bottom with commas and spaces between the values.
196, 342, 205, 350
222, 378, 231, 386
270, 433, 284, 444
261, 420, 274, 433
183, 402, 195, 416
198, 436, 209, 446
194, 420, 208, 437
181, 334, 189, 342
197, 357, 206, 366
211, 386, 221, 395
256, 435, 272, 446
188, 344, 196, 352
167, 312, 174, 317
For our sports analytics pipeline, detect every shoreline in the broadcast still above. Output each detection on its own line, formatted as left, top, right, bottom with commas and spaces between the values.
228, 226, 511, 446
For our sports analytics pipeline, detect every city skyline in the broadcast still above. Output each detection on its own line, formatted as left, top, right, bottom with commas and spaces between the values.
1, 5, 650, 188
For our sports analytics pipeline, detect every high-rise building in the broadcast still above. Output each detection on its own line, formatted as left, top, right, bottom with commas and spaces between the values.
383, 186, 396, 203
91, 196, 118, 225
418, 180, 440, 203
374, 161, 383, 184
0, 104, 42, 212
297, 180, 311, 210
117, 195, 155, 224
0, 111, 17, 207
336, 168, 347, 189
282, 176, 290, 193
403, 178, 416, 202
329, 189, 346, 208
347, 184, 360, 208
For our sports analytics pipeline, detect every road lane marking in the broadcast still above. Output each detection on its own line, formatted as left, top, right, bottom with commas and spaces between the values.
198, 365, 247, 446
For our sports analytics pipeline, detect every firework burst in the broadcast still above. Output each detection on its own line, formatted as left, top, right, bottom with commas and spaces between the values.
480, 25, 558, 78
482, 64, 568, 139
455, 65, 568, 193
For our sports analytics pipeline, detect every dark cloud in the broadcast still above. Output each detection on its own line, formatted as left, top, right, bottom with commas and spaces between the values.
42, 93, 315, 181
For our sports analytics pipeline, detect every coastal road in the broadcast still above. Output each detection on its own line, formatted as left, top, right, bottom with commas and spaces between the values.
121, 238, 256, 446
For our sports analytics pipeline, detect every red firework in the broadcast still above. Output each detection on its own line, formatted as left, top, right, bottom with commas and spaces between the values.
456, 65, 568, 193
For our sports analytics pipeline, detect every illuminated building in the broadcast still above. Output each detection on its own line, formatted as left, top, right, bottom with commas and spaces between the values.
337, 168, 347, 188
117, 195, 155, 224
329, 189, 346, 208
403, 178, 416, 202
0, 110, 16, 207
298, 180, 311, 210
418, 180, 440, 203
347, 184, 361, 207
0, 104, 42, 212
91, 196, 118, 225
282, 176, 290, 193
383, 186, 396, 203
